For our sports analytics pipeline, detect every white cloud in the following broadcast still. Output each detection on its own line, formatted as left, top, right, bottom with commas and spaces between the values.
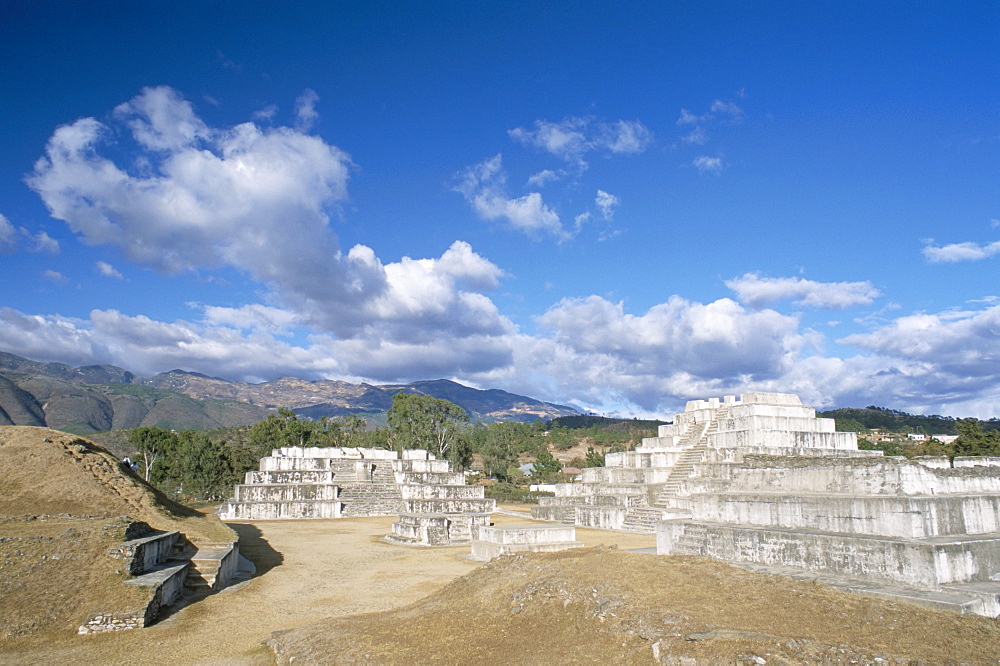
709, 99, 744, 122
675, 98, 744, 149
922, 239, 1000, 262
693, 155, 723, 173
681, 126, 708, 145
676, 109, 703, 126
27, 86, 515, 346
42, 270, 66, 283
0, 214, 15, 247
454, 154, 567, 240
113, 86, 210, 152
295, 89, 319, 131
28, 230, 59, 253
95, 261, 123, 279
536, 295, 803, 382
0, 215, 59, 253
509, 117, 590, 165
253, 105, 278, 121
595, 190, 619, 220
201, 304, 301, 334
838, 306, 1000, 376
0, 305, 515, 386
508, 116, 652, 168
600, 120, 654, 154
526, 169, 559, 187
726, 273, 881, 309
3, 294, 1000, 419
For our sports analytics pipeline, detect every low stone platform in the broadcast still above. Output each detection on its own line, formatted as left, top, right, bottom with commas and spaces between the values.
385, 512, 492, 546
469, 524, 584, 561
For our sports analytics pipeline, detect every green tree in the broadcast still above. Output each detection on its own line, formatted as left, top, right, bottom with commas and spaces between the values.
835, 417, 867, 433
129, 426, 179, 482
532, 446, 562, 480
387, 392, 470, 463
583, 446, 605, 467
248, 408, 315, 455
954, 419, 1000, 456
469, 422, 519, 481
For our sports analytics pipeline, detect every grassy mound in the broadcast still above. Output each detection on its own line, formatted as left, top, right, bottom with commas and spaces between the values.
0, 426, 235, 637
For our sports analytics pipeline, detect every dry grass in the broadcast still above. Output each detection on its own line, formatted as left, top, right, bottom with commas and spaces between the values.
0, 426, 235, 641
268, 546, 1000, 664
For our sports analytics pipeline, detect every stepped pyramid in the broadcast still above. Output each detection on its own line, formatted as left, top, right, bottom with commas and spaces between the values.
533, 392, 870, 531
218, 447, 495, 534
532, 392, 1000, 617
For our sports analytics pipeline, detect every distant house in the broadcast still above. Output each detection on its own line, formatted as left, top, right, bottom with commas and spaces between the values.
561, 466, 582, 478
518, 463, 536, 477
907, 433, 927, 441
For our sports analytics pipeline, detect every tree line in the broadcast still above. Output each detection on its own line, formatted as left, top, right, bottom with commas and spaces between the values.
126, 392, 654, 502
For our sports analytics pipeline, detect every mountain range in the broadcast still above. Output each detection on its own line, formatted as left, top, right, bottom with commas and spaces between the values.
0, 351, 579, 434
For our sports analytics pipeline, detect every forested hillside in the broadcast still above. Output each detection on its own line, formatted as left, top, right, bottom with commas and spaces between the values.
819, 406, 999, 434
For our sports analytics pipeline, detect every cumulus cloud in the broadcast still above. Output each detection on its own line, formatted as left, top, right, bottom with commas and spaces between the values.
0, 304, 515, 386
95, 261, 123, 279
27, 86, 516, 347
508, 116, 652, 169
922, 239, 1000, 262
202, 304, 301, 334
838, 305, 1000, 377
536, 295, 803, 384
726, 273, 881, 310
454, 154, 567, 240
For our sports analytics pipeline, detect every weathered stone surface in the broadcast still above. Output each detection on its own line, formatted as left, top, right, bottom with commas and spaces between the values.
470, 524, 584, 561
532, 391, 1000, 618
219, 446, 494, 524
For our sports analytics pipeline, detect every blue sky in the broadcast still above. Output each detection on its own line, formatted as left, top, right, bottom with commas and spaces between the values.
1, 1, 997, 418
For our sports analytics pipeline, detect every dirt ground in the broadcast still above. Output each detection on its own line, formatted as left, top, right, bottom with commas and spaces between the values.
0, 512, 656, 665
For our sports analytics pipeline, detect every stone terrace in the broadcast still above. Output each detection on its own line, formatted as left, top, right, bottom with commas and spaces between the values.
532, 391, 1000, 617
218, 446, 495, 524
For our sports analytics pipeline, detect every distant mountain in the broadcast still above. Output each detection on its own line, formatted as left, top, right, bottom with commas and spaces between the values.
0, 352, 579, 433
142, 371, 578, 423
0, 369, 272, 434
0, 351, 135, 384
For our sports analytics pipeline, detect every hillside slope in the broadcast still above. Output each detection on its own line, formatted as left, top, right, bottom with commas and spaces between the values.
0, 371, 271, 434
0, 426, 234, 637
0, 352, 580, 427
269, 546, 1000, 664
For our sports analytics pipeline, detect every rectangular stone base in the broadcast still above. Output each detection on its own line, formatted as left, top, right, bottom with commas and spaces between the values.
469, 524, 584, 561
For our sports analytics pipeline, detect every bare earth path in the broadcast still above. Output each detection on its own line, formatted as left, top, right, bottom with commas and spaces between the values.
0, 512, 655, 665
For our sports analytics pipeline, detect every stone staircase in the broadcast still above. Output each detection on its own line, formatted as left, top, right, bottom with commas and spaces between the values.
619, 413, 723, 533
81, 528, 191, 633
337, 483, 404, 517
669, 522, 709, 555
163, 538, 238, 592
653, 413, 723, 503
